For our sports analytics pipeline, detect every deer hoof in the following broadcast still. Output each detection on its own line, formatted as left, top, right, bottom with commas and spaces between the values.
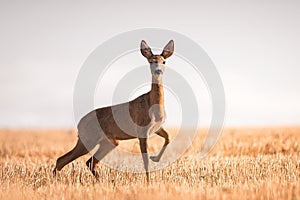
150, 156, 160, 162
52, 168, 58, 176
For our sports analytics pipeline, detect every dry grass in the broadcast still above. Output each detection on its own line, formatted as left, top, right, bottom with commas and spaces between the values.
0, 127, 300, 200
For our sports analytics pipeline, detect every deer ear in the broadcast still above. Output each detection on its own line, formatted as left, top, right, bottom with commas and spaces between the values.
161, 40, 174, 59
140, 40, 153, 59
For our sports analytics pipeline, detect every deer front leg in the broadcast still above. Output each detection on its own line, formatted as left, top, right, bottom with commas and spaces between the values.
150, 127, 170, 162
139, 138, 150, 183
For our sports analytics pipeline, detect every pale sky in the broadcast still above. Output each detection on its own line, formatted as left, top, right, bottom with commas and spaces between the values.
0, 0, 300, 128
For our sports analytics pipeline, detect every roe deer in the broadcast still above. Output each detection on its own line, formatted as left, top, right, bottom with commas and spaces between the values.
53, 40, 174, 182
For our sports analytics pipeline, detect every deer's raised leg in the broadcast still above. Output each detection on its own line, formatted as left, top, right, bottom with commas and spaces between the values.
150, 127, 170, 162
53, 138, 89, 174
139, 138, 150, 182
86, 138, 118, 178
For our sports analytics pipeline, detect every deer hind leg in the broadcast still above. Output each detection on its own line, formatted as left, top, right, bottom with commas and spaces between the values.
150, 127, 170, 162
86, 138, 118, 178
53, 138, 89, 174
139, 138, 150, 183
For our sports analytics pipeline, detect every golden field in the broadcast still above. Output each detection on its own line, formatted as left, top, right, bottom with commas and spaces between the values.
0, 127, 299, 200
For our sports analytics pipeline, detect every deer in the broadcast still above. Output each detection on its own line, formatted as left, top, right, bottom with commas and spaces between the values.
53, 40, 174, 182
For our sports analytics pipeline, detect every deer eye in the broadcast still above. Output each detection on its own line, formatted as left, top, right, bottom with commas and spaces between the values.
163, 61, 166, 64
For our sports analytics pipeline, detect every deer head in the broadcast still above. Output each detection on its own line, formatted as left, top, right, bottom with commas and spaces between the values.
140, 40, 174, 83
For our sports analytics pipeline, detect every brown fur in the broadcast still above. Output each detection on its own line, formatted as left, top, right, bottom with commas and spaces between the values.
54, 40, 174, 183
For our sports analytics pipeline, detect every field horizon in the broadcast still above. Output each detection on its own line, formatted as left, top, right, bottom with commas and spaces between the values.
0, 126, 299, 200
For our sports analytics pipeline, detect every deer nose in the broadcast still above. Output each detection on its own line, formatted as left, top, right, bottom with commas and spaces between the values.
154, 69, 163, 75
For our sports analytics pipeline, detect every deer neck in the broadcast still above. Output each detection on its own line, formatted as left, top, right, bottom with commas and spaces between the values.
150, 78, 164, 106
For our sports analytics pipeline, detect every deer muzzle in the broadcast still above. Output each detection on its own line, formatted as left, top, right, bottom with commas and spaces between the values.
154, 69, 163, 75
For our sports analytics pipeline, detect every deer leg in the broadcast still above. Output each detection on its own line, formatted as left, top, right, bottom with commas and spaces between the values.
86, 138, 118, 178
150, 127, 170, 162
53, 138, 89, 174
139, 138, 150, 182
